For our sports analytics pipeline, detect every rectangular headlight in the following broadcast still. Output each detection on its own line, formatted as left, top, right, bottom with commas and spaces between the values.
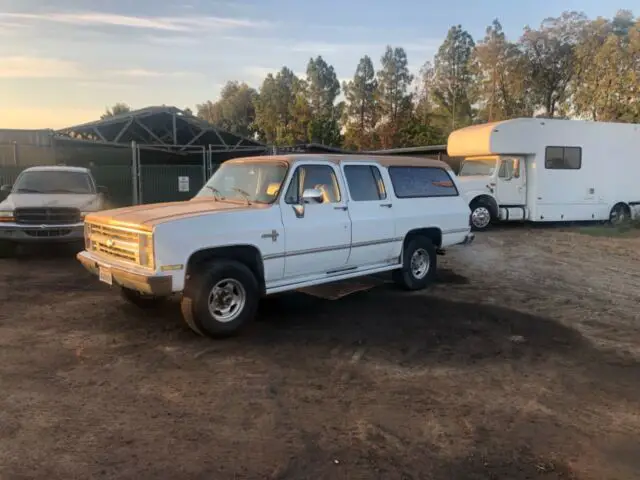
138, 233, 155, 269
0, 210, 14, 222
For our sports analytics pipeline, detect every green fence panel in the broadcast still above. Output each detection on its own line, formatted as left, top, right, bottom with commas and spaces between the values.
90, 165, 133, 208
140, 165, 205, 204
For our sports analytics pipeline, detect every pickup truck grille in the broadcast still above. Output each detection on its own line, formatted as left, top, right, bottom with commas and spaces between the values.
87, 223, 142, 264
15, 207, 81, 225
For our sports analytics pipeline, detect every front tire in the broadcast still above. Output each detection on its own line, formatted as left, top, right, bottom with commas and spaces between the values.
120, 287, 167, 308
469, 199, 493, 231
393, 236, 437, 291
180, 260, 259, 338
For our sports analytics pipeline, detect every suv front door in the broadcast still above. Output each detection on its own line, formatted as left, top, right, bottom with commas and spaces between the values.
280, 162, 351, 279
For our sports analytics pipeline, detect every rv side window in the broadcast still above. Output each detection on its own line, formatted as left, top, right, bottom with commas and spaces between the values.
545, 147, 581, 170
388, 166, 459, 198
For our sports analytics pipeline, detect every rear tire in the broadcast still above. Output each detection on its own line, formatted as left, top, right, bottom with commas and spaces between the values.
393, 236, 437, 291
609, 203, 631, 225
469, 199, 494, 231
120, 287, 167, 308
180, 259, 259, 338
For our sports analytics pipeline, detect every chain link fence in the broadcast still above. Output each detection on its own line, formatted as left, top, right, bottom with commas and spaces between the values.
0, 141, 247, 207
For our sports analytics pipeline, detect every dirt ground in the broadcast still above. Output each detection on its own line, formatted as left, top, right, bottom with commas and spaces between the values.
1, 226, 640, 480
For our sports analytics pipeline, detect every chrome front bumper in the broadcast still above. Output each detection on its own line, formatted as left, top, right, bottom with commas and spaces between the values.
77, 251, 173, 296
0, 222, 84, 243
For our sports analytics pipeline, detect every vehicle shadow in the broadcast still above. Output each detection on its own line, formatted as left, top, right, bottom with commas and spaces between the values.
249, 285, 586, 367
2, 242, 83, 260
105, 275, 589, 371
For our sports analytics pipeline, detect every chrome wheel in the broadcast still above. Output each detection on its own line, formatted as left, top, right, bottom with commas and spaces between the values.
207, 278, 246, 323
410, 248, 430, 280
471, 206, 491, 229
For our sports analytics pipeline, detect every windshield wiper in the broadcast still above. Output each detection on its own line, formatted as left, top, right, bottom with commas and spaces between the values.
231, 187, 252, 205
15, 188, 42, 193
205, 186, 224, 201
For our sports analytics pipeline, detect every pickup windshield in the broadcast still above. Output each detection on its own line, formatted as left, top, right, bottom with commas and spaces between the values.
195, 162, 288, 204
458, 158, 497, 177
13, 171, 95, 194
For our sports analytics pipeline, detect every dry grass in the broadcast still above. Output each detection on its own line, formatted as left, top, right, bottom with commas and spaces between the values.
0, 227, 639, 479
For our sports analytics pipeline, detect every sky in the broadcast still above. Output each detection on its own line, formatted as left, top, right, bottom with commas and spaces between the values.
0, 0, 637, 129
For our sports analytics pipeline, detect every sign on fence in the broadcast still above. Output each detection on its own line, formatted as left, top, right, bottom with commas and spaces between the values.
178, 176, 190, 192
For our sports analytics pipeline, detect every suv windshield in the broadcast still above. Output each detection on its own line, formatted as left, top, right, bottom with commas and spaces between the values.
458, 158, 497, 177
196, 162, 288, 204
13, 171, 95, 194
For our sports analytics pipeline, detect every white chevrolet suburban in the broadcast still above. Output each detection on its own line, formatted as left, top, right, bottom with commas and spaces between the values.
77, 154, 474, 337
0, 166, 107, 254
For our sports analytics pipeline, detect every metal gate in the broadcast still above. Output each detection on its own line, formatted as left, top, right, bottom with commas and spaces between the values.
133, 143, 208, 205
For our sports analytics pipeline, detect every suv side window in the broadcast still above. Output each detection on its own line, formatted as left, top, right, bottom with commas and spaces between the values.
388, 166, 459, 198
343, 165, 386, 201
284, 165, 341, 204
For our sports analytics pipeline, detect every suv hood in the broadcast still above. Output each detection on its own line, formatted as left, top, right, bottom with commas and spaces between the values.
85, 198, 267, 230
0, 193, 101, 211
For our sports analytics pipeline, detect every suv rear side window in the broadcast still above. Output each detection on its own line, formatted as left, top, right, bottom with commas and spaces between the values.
343, 165, 386, 201
388, 166, 458, 198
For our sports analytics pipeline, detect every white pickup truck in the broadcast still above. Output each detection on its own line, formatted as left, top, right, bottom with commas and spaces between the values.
78, 154, 474, 337
0, 166, 107, 255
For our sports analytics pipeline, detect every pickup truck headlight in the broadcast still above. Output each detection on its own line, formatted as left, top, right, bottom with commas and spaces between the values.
84, 223, 92, 250
138, 233, 155, 269
0, 210, 14, 222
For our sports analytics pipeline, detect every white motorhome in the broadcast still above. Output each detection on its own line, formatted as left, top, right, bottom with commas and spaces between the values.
448, 118, 640, 230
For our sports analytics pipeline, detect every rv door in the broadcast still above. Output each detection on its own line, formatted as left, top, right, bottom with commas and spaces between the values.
496, 157, 526, 206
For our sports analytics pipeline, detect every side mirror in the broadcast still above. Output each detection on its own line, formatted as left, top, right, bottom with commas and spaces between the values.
0, 185, 11, 193
97, 185, 108, 194
291, 188, 324, 219
301, 188, 323, 204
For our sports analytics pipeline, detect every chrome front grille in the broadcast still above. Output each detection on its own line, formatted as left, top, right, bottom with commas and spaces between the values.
87, 223, 142, 264
15, 207, 81, 225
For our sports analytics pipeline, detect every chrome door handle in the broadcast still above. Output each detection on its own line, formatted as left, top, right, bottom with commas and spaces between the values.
380, 203, 392, 208
334, 205, 348, 211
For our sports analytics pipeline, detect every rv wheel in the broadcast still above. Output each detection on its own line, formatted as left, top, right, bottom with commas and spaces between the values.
469, 200, 493, 231
609, 203, 631, 225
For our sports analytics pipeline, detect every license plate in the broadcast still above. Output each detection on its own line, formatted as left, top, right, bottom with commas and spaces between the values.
99, 266, 113, 286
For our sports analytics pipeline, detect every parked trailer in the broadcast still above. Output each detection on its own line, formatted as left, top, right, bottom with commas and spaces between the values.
448, 118, 640, 230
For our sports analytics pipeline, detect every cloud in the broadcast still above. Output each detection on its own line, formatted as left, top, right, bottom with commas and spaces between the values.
0, 57, 199, 81
0, 56, 81, 79
0, 11, 270, 32
108, 69, 198, 78
0, 106, 103, 129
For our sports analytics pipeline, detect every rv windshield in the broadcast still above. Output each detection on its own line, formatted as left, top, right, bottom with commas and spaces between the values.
195, 161, 288, 204
458, 158, 497, 177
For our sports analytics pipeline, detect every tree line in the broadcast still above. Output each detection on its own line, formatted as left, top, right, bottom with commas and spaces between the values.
110, 10, 640, 150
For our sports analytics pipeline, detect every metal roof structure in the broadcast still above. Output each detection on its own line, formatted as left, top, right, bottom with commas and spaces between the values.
54, 106, 267, 153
